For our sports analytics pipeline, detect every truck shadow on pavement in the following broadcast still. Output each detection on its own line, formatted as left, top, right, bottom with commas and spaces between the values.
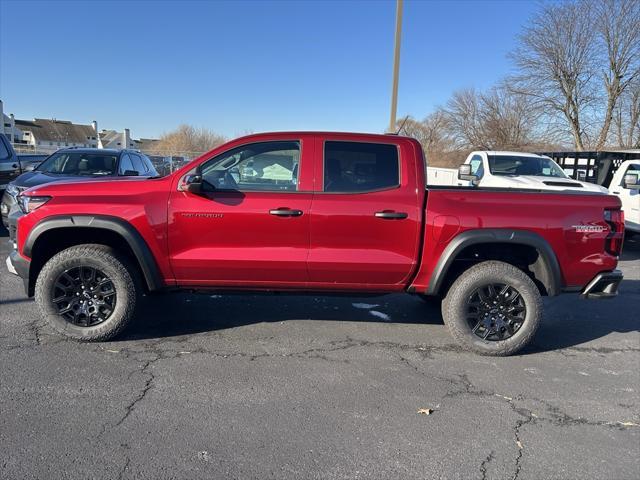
126, 237, 640, 354
2, 224, 638, 354
125, 277, 639, 355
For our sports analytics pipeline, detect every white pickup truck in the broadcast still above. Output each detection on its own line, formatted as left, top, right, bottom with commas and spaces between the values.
608, 159, 640, 234
454, 151, 640, 234
458, 151, 608, 193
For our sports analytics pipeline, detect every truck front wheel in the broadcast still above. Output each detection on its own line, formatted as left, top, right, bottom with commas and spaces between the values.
35, 244, 138, 341
442, 260, 542, 356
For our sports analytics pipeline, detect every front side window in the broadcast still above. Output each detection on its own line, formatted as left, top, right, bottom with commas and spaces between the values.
488, 155, 568, 178
622, 163, 640, 187
36, 152, 118, 176
201, 141, 300, 192
469, 155, 484, 177
324, 141, 399, 193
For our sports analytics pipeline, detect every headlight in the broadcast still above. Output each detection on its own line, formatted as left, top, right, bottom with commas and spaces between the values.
17, 195, 51, 214
6, 183, 20, 196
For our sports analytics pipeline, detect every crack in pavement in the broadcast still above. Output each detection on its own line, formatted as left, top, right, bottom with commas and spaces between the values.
29, 316, 42, 346
117, 455, 130, 480
511, 413, 533, 480
113, 359, 156, 429
96, 352, 168, 440
479, 450, 494, 480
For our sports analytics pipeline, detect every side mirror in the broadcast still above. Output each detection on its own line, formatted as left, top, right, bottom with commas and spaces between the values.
179, 173, 204, 194
458, 164, 479, 184
623, 173, 640, 189
122, 170, 139, 176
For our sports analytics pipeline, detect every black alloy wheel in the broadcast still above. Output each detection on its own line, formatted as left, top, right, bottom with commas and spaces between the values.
52, 266, 116, 327
466, 283, 526, 341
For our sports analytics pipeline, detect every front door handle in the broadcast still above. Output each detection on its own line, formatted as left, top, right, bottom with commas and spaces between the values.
375, 211, 408, 219
269, 208, 303, 217
612, 191, 620, 195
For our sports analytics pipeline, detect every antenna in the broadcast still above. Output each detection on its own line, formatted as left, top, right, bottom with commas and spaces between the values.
395, 115, 410, 135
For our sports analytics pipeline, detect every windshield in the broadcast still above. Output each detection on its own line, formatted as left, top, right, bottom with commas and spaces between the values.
488, 155, 568, 178
36, 151, 118, 176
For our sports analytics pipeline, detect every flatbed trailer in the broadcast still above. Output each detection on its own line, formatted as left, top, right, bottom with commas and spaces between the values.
541, 150, 640, 188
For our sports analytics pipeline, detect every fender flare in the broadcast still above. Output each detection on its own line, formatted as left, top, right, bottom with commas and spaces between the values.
426, 229, 562, 296
24, 215, 164, 291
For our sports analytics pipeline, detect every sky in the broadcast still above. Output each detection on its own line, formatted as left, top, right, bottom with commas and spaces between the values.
0, 0, 540, 139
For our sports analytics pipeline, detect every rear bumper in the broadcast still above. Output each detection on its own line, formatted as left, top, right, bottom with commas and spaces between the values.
581, 270, 623, 299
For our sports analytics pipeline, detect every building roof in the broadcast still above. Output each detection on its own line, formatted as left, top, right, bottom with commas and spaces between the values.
15, 118, 95, 143
99, 129, 122, 146
134, 138, 159, 152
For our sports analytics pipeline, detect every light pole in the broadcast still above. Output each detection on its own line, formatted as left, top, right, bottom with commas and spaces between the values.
388, 0, 403, 133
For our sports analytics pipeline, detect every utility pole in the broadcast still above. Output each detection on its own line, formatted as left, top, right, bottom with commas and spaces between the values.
388, 0, 403, 133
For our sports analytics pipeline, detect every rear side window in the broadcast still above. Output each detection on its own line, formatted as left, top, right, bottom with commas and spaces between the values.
130, 154, 146, 174
324, 141, 399, 193
119, 153, 135, 175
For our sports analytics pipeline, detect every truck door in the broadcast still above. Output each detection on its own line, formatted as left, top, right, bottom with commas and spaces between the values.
611, 162, 640, 231
168, 136, 314, 287
307, 137, 423, 290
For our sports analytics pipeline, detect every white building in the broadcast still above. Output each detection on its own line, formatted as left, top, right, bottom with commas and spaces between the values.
98, 127, 135, 149
13, 118, 99, 153
0, 99, 22, 143
1, 99, 156, 154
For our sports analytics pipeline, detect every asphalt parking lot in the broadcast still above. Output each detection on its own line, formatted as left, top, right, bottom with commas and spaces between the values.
0, 224, 638, 480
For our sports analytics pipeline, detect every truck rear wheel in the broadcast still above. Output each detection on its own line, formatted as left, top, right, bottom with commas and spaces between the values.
442, 260, 542, 356
35, 244, 138, 341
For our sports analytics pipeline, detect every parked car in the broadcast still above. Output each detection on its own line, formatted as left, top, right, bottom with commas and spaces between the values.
608, 159, 640, 235
1, 148, 158, 227
6, 132, 624, 356
458, 151, 609, 193
0, 137, 50, 194
0, 134, 20, 191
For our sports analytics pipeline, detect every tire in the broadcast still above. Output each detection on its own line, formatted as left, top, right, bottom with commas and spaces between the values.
442, 260, 542, 356
35, 244, 138, 341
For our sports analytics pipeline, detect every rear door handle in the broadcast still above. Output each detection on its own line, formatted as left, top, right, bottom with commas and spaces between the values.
269, 208, 303, 217
375, 211, 408, 219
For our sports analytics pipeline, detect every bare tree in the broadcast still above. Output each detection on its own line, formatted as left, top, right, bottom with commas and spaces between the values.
593, 0, 640, 148
396, 110, 450, 154
613, 78, 640, 147
445, 88, 486, 149
444, 86, 541, 150
510, 0, 596, 150
149, 124, 226, 159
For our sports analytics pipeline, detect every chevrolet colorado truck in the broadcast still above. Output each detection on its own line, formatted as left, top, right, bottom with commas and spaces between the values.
5, 132, 625, 355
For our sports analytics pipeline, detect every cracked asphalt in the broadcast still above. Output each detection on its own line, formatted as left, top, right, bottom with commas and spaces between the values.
1, 225, 639, 480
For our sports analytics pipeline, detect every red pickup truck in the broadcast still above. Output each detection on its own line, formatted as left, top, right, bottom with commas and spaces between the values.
6, 132, 624, 355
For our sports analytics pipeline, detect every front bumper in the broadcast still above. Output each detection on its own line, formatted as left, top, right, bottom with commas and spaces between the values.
1, 189, 17, 228
581, 270, 623, 299
6, 249, 30, 294
5, 207, 30, 294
